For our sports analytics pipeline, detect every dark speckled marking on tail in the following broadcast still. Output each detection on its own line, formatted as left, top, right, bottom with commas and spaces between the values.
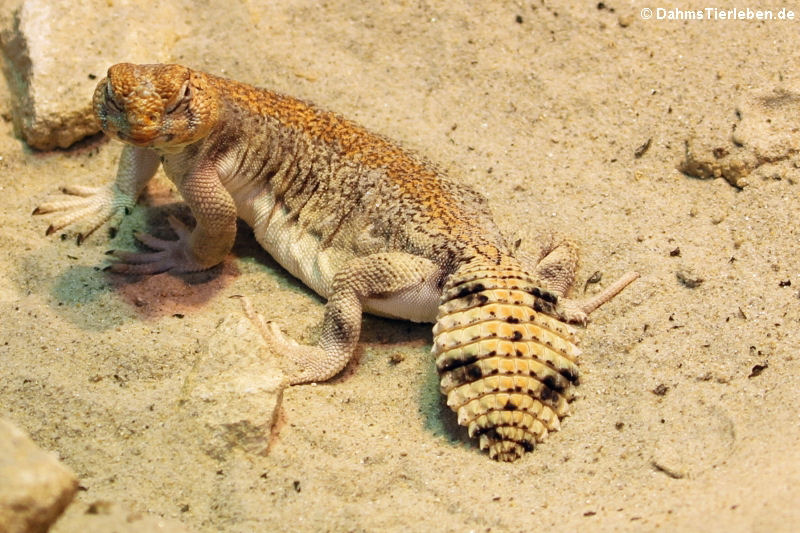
432, 259, 581, 462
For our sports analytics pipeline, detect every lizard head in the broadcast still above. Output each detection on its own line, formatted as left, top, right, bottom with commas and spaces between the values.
94, 63, 220, 149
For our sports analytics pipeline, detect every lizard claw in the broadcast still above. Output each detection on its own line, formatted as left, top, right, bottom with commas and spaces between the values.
555, 304, 589, 326
34, 184, 133, 242
107, 215, 197, 274
235, 295, 326, 383
236, 295, 300, 350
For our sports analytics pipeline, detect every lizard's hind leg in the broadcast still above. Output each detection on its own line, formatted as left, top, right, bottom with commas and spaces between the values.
239, 252, 441, 385
516, 233, 638, 324
515, 232, 580, 298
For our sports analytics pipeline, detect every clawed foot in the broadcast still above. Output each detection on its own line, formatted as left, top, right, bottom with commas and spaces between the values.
553, 302, 590, 326
235, 296, 327, 385
33, 184, 134, 244
105, 215, 204, 274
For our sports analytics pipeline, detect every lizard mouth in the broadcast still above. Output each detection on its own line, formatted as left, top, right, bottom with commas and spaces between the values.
97, 102, 165, 147
93, 79, 163, 147
116, 130, 175, 147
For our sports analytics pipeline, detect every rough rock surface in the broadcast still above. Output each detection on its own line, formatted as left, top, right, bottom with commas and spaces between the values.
678, 84, 800, 188
0, 417, 77, 533
183, 313, 286, 460
0, 0, 189, 149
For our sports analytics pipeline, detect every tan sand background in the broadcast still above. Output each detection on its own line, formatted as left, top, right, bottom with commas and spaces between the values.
1, 1, 799, 531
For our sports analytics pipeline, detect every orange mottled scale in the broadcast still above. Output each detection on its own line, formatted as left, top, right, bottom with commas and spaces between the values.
433, 262, 582, 462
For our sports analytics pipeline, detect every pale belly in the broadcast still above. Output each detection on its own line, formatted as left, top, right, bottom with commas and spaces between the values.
364, 278, 441, 323
242, 190, 341, 298
233, 187, 440, 324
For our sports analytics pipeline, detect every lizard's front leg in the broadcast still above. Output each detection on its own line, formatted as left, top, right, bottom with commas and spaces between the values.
34, 145, 160, 243
245, 252, 440, 385
110, 160, 237, 274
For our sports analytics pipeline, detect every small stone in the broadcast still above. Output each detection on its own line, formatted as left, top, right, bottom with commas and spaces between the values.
748, 363, 768, 378
634, 138, 651, 158
85, 500, 113, 515
0, 417, 78, 533
652, 384, 669, 396
676, 270, 704, 289
677, 82, 800, 188
184, 315, 285, 460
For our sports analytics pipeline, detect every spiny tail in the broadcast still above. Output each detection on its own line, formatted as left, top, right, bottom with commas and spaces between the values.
432, 259, 581, 462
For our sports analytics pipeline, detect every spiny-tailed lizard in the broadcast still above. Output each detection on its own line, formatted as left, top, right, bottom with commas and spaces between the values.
35, 63, 638, 461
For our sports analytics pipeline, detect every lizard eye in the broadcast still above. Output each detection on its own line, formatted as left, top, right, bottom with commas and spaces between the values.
165, 81, 191, 114
104, 83, 122, 113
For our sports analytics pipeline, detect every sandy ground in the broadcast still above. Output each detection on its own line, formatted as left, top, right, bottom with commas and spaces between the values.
1, 1, 800, 532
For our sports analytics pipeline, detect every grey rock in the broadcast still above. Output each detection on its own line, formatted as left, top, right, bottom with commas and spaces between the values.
0, 417, 78, 533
